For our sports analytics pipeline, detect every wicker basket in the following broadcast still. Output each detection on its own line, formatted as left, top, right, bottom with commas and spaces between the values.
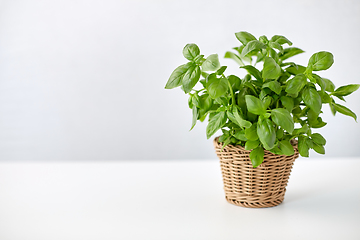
214, 137, 299, 208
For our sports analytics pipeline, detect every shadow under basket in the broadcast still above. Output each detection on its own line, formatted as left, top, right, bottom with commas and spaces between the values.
214, 137, 299, 208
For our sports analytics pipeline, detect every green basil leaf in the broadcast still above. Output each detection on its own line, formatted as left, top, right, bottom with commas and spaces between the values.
221, 136, 232, 150
200, 94, 212, 111
305, 138, 314, 148
271, 35, 293, 46
310, 117, 327, 128
235, 31, 257, 45
307, 108, 318, 123
218, 133, 228, 142
271, 108, 294, 134
240, 65, 262, 81
233, 108, 252, 128
247, 112, 257, 122
208, 77, 228, 99
201, 71, 209, 79
245, 95, 266, 115
228, 75, 241, 91
280, 96, 294, 112
214, 96, 227, 106
182, 65, 201, 93
234, 130, 248, 141
183, 44, 200, 61
276, 128, 284, 138
165, 63, 192, 89
279, 140, 295, 156
312, 143, 325, 154
198, 110, 208, 122
308, 51, 334, 71
191, 93, 202, 108
205, 73, 217, 88
193, 54, 204, 64
302, 87, 322, 114
334, 95, 346, 101
206, 111, 227, 139
281, 62, 296, 67
332, 84, 360, 97
202, 54, 221, 71
259, 88, 270, 100
188, 95, 193, 109
293, 124, 309, 135
269, 145, 283, 155
333, 103, 357, 121
292, 106, 302, 115
330, 102, 337, 116
255, 51, 265, 64
262, 57, 281, 80
237, 88, 248, 113
190, 106, 198, 130
227, 111, 238, 126
323, 78, 335, 92
269, 48, 280, 63
298, 135, 309, 157
224, 52, 244, 66
285, 74, 307, 95
279, 47, 305, 61
311, 133, 326, 145
244, 81, 257, 94
244, 74, 251, 82
245, 124, 258, 141
259, 35, 269, 44
312, 74, 326, 92
306, 73, 316, 84
234, 46, 253, 62
319, 91, 332, 103
263, 80, 281, 95
249, 146, 264, 168
257, 118, 276, 150
278, 72, 291, 83
245, 140, 260, 150
215, 66, 227, 75
241, 40, 266, 57
285, 65, 306, 75
269, 42, 283, 53
263, 113, 271, 119
199, 79, 207, 88
262, 96, 272, 109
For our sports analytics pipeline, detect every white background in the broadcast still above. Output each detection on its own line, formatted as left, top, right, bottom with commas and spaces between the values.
0, 158, 359, 239
0, 0, 359, 160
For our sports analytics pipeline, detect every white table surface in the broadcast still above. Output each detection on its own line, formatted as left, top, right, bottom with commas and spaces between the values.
0, 158, 359, 240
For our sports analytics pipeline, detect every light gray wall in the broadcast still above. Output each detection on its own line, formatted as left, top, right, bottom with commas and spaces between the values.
0, 0, 359, 160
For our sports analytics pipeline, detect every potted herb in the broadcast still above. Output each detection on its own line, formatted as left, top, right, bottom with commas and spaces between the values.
165, 31, 359, 208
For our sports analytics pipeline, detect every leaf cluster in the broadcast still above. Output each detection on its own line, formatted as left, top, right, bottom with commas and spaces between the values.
165, 32, 359, 168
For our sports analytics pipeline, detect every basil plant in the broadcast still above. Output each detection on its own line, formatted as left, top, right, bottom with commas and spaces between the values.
165, 31, 359, 168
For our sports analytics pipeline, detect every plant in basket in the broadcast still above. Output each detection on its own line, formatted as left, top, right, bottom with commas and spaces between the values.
164, 31, 359, 208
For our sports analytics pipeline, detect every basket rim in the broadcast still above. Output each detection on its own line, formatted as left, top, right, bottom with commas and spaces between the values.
213, 136, 298, 157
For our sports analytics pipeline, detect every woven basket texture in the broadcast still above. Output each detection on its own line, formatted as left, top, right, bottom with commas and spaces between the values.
214, 137, 299, 208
